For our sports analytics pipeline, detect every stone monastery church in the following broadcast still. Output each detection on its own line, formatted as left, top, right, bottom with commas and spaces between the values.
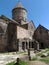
0, 1, 35, 52
0, 1, 49, 52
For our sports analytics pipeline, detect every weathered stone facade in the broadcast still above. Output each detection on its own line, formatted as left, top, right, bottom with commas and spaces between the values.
33, 25, 49, 49
0, 2, 49, 52
0, 2, 35, 52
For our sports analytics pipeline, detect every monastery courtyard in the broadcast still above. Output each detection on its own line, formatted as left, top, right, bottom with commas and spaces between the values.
0, 49, 49, 65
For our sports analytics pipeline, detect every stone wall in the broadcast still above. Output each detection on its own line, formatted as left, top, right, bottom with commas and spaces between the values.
33, 25, 49, 49
28, 21, 35, 40
12, 8, 27, 22
0, 33, 7, 52
7, 23, 17, 52
17, 26, 28, 39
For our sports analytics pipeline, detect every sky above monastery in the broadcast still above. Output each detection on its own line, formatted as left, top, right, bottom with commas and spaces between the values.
0, 0, 49, 29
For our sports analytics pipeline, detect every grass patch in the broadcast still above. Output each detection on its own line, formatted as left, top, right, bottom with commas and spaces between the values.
19, 60, 28, 65
47, 52, 49, 56
36, 48, 49, 56
6, 60, 28, 65
32, 57, 37, 61
40, 57, 49, 63
16, 51, 27, 55
36, 52, 42, 56
6, 61, 15, 65
16, 51, 26, 54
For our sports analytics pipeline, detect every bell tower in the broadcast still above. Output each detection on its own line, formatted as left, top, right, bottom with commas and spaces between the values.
12, 0, 27, 23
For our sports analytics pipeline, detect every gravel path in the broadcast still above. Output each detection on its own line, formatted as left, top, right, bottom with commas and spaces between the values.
20, 55, 48, 65
28, 61, 48, 65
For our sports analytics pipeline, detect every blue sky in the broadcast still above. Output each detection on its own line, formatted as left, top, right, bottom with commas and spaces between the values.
0, 0, 49, 29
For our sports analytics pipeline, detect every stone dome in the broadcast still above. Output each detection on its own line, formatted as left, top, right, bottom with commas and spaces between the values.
12, 2, 27, 11
12, 2, 27, 23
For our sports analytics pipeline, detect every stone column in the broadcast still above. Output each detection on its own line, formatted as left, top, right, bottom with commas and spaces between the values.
30, 42, 32, 48
18, 40, 22, 52
27, 41, 29, 49
25, 42, 27, 51
36, 41, 39, 51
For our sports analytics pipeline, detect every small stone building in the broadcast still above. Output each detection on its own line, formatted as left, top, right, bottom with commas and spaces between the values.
33, 25, 49, 49
0, 2, 35, 52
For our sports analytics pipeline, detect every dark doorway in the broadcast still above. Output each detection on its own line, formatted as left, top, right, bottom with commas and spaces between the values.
29, 42, 31, 48
32, 42, 34, 48
22, 42, 25, 50
26, 42, 28, 49
40, 43, 44, 49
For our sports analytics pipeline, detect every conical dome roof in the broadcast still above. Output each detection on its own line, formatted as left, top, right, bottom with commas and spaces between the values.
13, 2, 24, 9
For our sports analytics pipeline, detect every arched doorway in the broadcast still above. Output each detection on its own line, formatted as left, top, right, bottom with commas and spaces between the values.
40, 42, 44, 49
32, 42, 34, 48
29, 42, 31, 48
